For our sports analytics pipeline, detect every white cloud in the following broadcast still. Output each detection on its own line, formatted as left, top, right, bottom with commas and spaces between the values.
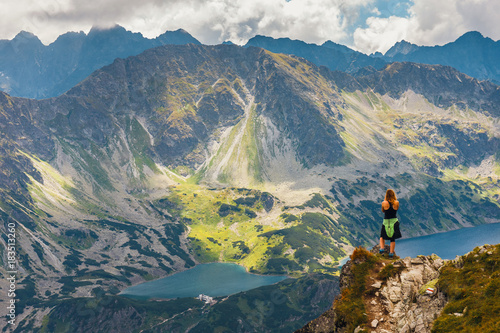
353, 0, 500, 54
1, 0, 498, 55
0, 0, 373, 46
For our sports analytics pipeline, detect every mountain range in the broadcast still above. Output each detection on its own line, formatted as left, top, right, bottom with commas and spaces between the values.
0, 25, 200, 99
376, 31, 500, 84
1, 26, 500, 100
245, 31, 500, 86
244, 35, 387, 74
0, 28, 499, 332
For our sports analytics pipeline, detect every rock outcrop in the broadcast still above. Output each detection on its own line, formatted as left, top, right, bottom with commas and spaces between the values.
363, 247, 447, 333
296, 246, 448, 333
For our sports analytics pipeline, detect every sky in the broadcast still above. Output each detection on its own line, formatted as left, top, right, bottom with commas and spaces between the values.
0, 0, 499, 54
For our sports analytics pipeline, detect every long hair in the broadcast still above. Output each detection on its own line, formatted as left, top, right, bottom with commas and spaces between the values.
385, 189, 397, 203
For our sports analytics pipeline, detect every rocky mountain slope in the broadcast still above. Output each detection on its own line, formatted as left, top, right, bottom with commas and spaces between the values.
376, 31, 500, 84
296, 244, 500, 333
246, 32, 500, 86
0, 25, 200, 99
245, 35, 387, 74
0, 44, 499, 331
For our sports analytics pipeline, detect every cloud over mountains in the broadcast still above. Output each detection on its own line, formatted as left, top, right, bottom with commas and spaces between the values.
1, 0, 499, 54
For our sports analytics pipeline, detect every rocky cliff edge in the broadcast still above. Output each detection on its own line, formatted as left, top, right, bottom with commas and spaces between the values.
296, 243, 500, 333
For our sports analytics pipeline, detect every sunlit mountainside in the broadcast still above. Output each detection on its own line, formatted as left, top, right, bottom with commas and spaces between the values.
0, 38, 498, 331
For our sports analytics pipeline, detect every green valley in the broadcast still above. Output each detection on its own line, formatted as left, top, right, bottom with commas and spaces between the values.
0, 44, 498, 331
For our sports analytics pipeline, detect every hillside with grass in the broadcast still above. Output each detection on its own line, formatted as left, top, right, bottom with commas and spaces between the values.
0, 43, 498, 331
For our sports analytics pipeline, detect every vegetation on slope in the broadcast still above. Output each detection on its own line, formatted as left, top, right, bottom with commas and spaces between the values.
158, 185, 350, 275
334, 247, 379, 331
296, 246, 385, 333
432, 244, 500, 333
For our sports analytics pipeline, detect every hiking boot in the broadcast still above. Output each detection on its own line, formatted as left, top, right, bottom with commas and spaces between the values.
379, 249, 385, 254
388, 253, 394, 258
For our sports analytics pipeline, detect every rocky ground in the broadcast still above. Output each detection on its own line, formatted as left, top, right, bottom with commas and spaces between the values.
361, 247, 447, 333
296, 245, 450, 333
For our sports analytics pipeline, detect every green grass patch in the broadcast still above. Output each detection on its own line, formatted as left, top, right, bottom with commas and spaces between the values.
432, 244, 500, 333
333, 247, 379, 332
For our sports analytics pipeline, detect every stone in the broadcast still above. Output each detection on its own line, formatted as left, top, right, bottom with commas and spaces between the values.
338, 253, 447, 333
411, 257, 424, 265
397, 318, 407, 329
403, 257, 412, 267
416, 315, 425, 326
432, 258, 444, 270
393, 260, 405, 268
390, 293, 400, 303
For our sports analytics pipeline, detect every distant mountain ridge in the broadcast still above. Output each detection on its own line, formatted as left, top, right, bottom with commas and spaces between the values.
244, 35, 387, 74
243, 32, 500, 86
0, 25, 200, 99
2, 27, 499, 100
377, 31, 500, 84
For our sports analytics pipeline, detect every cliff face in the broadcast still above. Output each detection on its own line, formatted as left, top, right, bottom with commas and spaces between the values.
365, 250, 447, 333
297, 244, 500, 333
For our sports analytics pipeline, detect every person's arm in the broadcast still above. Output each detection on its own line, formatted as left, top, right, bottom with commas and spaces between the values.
393, 200, 399, 210
381, 200, 389, 212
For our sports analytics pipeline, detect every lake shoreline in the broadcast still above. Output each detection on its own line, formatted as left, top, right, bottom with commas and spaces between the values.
119, 262, 290, 300
340, 222, 500, 266
120, 223, 499, 298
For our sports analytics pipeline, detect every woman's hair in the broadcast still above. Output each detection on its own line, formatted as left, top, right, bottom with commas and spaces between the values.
385, 189, 397, 203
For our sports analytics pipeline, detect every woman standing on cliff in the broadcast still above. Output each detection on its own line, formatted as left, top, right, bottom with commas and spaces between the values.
379, 189, 402, 258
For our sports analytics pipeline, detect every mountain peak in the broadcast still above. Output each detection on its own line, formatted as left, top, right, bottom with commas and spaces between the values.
11, 30, 43, 48
250, 34, 274, 40
321, 40, 353, 54
88, 24, 126, 34
247, 35, 308, 45
384, 39, 418, 57
456, 30, 484, 41
453, 30, 493, 46
14, 30, 37, 39
13, 30, 42, 43
155, 29, 201, 45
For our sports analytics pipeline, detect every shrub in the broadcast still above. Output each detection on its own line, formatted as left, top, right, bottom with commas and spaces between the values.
377, 263, 404, 281
432, 244, 500, 332
335, 246, 379, 331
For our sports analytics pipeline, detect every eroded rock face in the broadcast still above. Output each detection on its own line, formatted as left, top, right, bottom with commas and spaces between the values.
296, 247, 449, 333
365, 247, 447, 333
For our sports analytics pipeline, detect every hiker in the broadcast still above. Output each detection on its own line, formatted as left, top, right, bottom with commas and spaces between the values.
379, 189, 402, 258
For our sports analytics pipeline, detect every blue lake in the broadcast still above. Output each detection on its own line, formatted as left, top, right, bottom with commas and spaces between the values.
121, 224, 499, 299
120, 262, 288, 300
395, 222, 500, 259
340, 222, 500, 266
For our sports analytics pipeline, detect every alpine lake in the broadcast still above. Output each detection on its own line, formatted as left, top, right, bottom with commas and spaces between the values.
121, 223, 500, 300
